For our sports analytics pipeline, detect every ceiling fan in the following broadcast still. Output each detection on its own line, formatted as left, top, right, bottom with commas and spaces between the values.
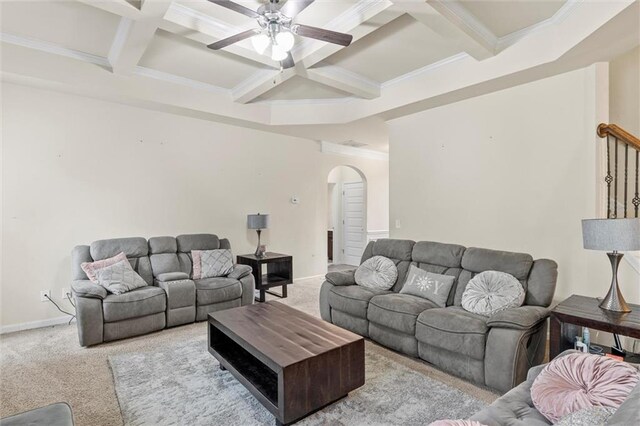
206, 0, 354, 69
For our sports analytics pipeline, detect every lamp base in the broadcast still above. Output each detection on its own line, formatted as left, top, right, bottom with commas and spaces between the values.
254, 229, 265, 258
599, 252, 631, 313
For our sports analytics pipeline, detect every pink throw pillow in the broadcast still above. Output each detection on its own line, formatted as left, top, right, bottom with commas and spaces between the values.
429, 421, 486, 426
531, 352, 640, 423
81, 252, 127, 283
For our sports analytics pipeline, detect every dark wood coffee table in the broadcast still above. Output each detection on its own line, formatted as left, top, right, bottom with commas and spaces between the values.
207, 302, 365, 425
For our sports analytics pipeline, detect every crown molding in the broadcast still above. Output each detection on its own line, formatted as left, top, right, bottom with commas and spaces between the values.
321, 141, 389, 161
496, 0, 583, 50
0, 32, 109, 67
381, 52, 469, 89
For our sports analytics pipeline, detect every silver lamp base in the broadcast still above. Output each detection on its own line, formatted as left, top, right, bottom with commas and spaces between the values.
599, 252, 631, 313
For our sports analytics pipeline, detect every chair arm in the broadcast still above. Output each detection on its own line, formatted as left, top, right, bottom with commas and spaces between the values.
156, 272, 190, 282
487, 306, 550, 330
228, 264, 252, 280
325, 270, 356, 286
71, 280, 107, 300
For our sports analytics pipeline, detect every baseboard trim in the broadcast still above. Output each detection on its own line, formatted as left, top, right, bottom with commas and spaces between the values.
295, 274, 325, 281
0, 315, 73, 335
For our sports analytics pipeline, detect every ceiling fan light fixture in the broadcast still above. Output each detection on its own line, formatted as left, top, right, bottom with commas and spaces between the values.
251, 33, 270, 55
275, 31, 294, 52
271, 43, 287, 61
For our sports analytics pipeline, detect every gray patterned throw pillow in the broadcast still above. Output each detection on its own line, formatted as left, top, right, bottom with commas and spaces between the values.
94, 259, 148, 295
192, 249, 234, 279
400, 265, 455, 307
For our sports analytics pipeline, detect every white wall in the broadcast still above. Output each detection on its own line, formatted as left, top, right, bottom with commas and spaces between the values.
389, 66, 639, 313
610, 46, 640, 136
0, 83, 389, 329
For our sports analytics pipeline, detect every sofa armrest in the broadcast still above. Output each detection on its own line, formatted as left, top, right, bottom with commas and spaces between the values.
157, 272, 190, 282
487, 305, 550, 330
228, 264, 252, 280
325, 270, 356, 286
526, 349, 582, 382
71, 280, 107, 300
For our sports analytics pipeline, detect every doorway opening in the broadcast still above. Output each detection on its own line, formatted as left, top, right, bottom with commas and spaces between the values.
327, 165, 367, 271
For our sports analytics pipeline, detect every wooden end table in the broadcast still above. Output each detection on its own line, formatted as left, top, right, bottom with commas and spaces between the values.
208, 302, 365, 425
550, 294, 640, 361
237, 252, 293, 302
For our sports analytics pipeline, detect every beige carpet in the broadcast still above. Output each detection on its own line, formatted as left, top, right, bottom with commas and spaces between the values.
0, 277, 498, 425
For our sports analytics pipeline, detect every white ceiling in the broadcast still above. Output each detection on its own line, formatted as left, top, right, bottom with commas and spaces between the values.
1, 0, 637, 151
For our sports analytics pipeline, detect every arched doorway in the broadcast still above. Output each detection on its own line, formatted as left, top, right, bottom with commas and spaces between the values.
327, 165, 367, 269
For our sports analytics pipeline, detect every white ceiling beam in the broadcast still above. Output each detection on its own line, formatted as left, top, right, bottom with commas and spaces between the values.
159, 4, 277, 68
303, 66, 380, 99
421, 0, 497, 60
232, 69, 297, 103
77, 0, 143, 20
107, 0, 172, 75
232, 0, 397, 103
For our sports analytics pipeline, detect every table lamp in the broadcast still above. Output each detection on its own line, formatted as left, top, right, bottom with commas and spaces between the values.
582, 218, 640, 313
247, 213, 269, 258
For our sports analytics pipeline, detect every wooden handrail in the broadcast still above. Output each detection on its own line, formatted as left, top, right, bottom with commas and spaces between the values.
597, 123, 640, 151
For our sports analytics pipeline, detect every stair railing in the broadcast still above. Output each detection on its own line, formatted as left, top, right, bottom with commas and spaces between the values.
597, 123, 640, 218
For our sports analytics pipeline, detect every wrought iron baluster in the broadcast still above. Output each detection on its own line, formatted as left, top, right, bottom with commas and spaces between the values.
634, 150, 639, 218
614, 138, 618, 218
606, 135, 612, 218
624, 143, 628, 218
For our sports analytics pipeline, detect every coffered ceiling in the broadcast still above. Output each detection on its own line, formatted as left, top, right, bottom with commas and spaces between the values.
1, 0, 638, 150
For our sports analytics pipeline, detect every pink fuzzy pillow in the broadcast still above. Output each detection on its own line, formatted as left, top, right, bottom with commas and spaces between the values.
429, 421, 486, 426
81, 252, 127, 283
531, 352, 639, 423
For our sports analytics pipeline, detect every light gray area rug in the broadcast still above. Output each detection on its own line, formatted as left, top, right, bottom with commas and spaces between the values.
109, 338, 486, 425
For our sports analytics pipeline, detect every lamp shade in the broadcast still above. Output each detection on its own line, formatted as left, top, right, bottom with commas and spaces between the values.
582, 218, 640, 251
247, 214, 269, 230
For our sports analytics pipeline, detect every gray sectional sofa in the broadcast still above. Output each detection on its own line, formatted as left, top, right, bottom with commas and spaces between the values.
71, 234, 254, 346
319, 239, 558, 393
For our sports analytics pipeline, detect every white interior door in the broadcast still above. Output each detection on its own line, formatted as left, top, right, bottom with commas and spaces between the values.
342, 182, 365, 266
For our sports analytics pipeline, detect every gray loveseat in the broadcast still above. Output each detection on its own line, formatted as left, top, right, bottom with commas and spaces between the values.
469, 350, 640, 425
319, 239, 557, 393
71, 234, 254, 346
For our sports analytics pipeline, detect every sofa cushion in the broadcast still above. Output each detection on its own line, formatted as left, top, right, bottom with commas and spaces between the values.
416, 307, 489, 360
328, 285, 391, 319
412, 241, 465, 268
355, 256, 398, 291
103, 286, 166, 322
90, 237, 148, 260
462, 247, 533, 280
368, 293, 438, 334
176, 234, 220, 253
371, 239, 415, 261
148, 236, 177, 254
195, 277, 242, 305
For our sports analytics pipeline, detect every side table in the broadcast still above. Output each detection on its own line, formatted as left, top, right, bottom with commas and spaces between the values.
237, 253, 293, 303
550, 294, 640, 361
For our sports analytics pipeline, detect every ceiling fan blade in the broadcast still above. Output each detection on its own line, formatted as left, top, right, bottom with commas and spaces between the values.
279, 0, 315, 18
280, 52, 295, 69
292, 24, 353, 47
207, 29, 260, 50
207, 0, 261, 19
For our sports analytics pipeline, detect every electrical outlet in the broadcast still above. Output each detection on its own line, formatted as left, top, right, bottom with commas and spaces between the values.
395, 219, 401, 229
61, 288, 70, 300
40, 290, 51, 302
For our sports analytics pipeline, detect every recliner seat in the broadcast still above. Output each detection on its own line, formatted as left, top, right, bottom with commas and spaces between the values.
319, 238, 557, 393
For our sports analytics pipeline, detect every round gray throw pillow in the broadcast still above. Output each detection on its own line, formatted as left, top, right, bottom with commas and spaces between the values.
461, 270, 525, 317
355, 256, 398, 291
